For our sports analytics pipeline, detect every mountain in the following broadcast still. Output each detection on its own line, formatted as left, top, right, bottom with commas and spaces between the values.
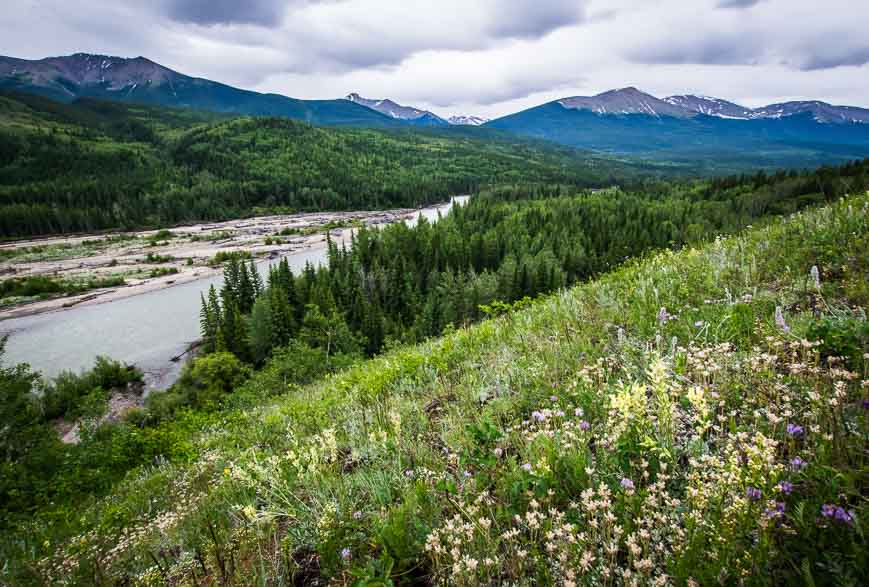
665, 94, 869, 124
0, 53, 402, 127
487, 87, 869, 170
345, 92, 449, 126
558, 87, 694, 118
751, 100, 869, 124
663, 94, 754, 119
447, 115, 489, 126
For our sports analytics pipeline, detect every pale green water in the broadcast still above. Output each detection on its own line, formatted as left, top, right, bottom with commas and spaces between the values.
1, 197, 467, 389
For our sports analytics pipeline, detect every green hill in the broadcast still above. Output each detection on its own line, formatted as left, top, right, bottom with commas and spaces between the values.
2, 191, 866, 584
0, 91, 655, 238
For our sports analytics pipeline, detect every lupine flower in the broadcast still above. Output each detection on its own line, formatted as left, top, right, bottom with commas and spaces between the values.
775, 306, 790, 333
765, 502, 786, 518
746, 487, 763, 501
790, 456, 807, 470
821, 504, 856, 526
657, 307, 670, 325
786, 423, 804, 437
341, 547, 351, 561
620, 478, 635, 491
777, 481, 793, 495
579, 420, 591, 431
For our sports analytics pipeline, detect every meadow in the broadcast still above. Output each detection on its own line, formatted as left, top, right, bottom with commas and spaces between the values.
2, 189, 865, 585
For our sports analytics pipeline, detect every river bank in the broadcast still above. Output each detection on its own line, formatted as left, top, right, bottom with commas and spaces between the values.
0, 205, 440, 321
0, 197, 468, 389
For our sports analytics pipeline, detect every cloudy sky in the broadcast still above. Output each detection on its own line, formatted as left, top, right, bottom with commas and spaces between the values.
2, 0, 868, 118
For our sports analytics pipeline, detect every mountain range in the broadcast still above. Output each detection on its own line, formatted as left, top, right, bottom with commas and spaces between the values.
0, 53, 402, 127
2, 53, 868, 169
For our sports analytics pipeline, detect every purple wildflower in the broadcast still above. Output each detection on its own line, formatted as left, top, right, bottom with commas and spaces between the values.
579, 420, 591, 431
550, 395, 558, 402
657, 307, 670, 325
521, 463, 533, 473
463, 470, 473, 478
786, 423, 804, 437
765, 502, 786, 518
340, 547, 351, 561
821, 504, 856, 526
775, 306, 790, 333
352, 511, 363, 520
493, 447, 503, 458
777, 481, 793, 495
556, 410, 566, 418
790, 457, 807, 470
746, 487, 763, 501
620, 478, 635, 491
531, 410, 546, 422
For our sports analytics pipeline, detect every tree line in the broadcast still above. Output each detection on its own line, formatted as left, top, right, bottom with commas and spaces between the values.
200, 157, 869, 364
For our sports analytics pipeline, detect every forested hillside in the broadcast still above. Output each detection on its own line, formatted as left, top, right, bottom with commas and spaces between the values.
0, 91, 649, 237
2, 187, 865, 585
202, 159, 868, 362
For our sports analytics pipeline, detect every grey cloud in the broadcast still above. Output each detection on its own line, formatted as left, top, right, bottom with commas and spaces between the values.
717, 0, 766, 7
626, 33, 762, 66
487, 0, 585, 39
164, 0, 289, 26
799, 47, 869, 70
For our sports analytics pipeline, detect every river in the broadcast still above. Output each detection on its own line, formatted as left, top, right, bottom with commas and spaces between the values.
1, 197, 468, 389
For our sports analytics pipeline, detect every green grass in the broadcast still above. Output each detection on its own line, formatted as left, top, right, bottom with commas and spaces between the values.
4, 193, 867, 585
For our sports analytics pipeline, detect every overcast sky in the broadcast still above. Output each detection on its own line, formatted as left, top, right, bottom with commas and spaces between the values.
2, 0, 868, 118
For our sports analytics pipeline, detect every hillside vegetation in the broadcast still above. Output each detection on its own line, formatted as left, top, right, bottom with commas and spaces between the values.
0, 91, 650, 238
2, 189, 866, 584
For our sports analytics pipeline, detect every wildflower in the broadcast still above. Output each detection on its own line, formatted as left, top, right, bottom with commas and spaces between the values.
550, 395, 558, 402
463, 470, 473, 478
493, 447, 503, 458
404, 469, 415, 478
810, 265, 820, 289
580, 420, 591, 431
353, 511, 363, 520
531, 410, 546, 422
341, 547, 351, 561
620, 478, 635, 491
575, 407, 584, 417
746, 487, 763, 501
786, 423, 804, 437
695, 320, 705, 328
775, 306, 790, 333
657, 307, 670, 325
777, 481, 793, 495
790, 456, 807, 470
821, 505, 856, 526
521, 463, 533, 473
765, 502, 786, 518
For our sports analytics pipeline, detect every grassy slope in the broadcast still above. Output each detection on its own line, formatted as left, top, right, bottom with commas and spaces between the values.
13, 194, 869, 584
